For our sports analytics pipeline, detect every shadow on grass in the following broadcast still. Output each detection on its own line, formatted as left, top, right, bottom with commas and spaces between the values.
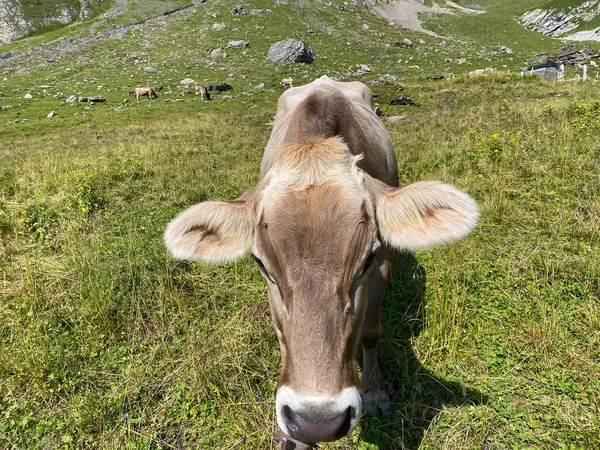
359, 252, 488, 450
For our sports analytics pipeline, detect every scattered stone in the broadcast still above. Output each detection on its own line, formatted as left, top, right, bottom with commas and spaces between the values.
266, 39, 315, 63
497, 46, 513, 54
366, 79, 388, 86
254, 83, 265, 89
97, 85, 104, 90
54, 92, 65, 99
390, 95, 416, 106
419, 39, 426, 44
250, 9, 264, 15
227, 40, 250, 49
361, 24, 369, 31
24, 93, 32, 99
346, 64, 371, 78
0, 105, 13, 110
469, 67, 496, 76
47, 111, 57, 118
394, 38, 413, 48
424, 74, 446, 80
356, 0, 376, 7
40, 85, 51, 89
144, 67, 158, 73
277, 0, 288, 3
211, 48, 228, 58
124, 99, 128, 103
2, 77, 7, 81
87, 96, 105, 103
213, 23, 226, 31
231, 5, 246, 14
387, 115, 409, 123
180, 78, 196, 85
65, 95, 105, 103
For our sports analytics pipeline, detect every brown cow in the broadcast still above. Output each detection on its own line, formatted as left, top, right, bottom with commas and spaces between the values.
164, 75, 479, 446
196, 84, 211, 101
280, 77, 293, 89
135, 86, 157, 102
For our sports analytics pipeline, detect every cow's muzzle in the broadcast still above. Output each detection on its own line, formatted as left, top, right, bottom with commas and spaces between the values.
276, 386, 361, 443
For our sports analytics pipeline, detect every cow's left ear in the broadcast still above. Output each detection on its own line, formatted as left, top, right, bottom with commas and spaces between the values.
367, 177, 479, 251
164, 199, 255, 264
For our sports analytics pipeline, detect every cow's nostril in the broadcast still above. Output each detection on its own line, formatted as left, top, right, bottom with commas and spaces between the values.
335, 407, 353, 439
282, 405, 300, 436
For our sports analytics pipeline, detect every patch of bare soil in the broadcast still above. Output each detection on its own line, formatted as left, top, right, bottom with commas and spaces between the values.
375, 0, 482, 36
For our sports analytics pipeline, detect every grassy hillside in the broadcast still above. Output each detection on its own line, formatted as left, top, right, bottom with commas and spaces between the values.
1, 1, 599, 449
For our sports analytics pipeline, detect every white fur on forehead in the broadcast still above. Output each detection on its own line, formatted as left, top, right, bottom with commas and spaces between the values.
263, 137, 365, 200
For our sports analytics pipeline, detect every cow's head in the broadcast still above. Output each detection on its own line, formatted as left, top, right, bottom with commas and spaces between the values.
164, 138, 479, 444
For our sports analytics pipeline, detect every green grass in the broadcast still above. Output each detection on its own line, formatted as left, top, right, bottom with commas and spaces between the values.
1, 1, 600, 449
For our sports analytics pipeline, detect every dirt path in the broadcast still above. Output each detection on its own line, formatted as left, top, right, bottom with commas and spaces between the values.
375, 0, 481, 36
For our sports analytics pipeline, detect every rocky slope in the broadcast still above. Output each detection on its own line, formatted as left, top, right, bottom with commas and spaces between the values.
0, 0, 103, 44
521, 1, 600, 42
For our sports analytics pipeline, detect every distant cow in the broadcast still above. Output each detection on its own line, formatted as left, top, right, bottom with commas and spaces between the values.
197, 84, 211, 101
280, 77, 293, 89
135, 86, 157, 102
164, 75, 479, 447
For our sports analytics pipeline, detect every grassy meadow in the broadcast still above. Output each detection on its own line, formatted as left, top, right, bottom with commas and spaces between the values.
1, 0, 599, 449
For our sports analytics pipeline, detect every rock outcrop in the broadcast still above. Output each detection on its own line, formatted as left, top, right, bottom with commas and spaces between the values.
521, 2, 600, 41
0, 0, 100, 44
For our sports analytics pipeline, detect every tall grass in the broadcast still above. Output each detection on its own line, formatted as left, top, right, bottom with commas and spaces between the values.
1, 74, 598, 449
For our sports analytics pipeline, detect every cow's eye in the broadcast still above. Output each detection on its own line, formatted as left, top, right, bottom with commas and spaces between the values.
356, 241, 381, 279
251, 254, 276, 284
363, 252, 377, 270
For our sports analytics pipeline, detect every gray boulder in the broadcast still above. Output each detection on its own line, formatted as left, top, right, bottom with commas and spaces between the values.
227, 40, 250, 49
231, 5, 246, 15
144, 67, 158, 73
394, 38, 413, 48
211, 48, 228, 58
266, 39, 314, 64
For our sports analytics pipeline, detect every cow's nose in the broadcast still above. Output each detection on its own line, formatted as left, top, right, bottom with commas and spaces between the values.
282, 405, 354, 443
276, 386, 362, 443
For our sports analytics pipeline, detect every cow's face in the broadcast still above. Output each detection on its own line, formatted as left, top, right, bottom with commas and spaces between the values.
255, 182, 377, 442
164, 138, 479, 444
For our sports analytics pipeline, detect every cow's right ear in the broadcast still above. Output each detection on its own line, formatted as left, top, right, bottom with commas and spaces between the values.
164, 200, 255, 264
